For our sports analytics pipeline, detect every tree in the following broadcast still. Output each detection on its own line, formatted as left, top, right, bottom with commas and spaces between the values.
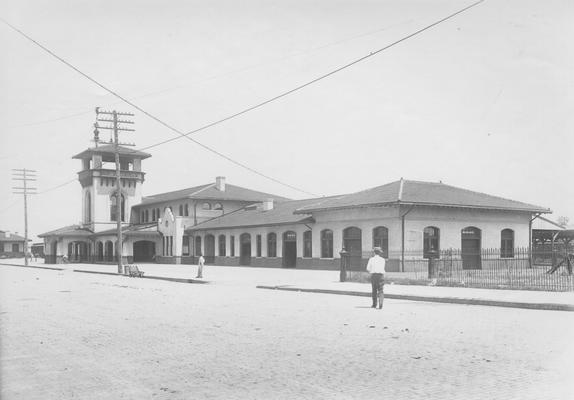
557, 216, 570, 228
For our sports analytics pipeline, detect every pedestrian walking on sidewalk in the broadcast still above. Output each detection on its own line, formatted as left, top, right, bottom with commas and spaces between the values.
366, 247, 386, 309
196, 254, 205, 279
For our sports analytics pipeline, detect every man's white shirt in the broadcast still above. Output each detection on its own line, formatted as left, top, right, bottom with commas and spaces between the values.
366, 255, 386, 274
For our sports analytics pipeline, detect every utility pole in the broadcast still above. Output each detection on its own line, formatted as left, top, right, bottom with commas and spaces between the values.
94, 108, 135, 274
12, 169, 37, 266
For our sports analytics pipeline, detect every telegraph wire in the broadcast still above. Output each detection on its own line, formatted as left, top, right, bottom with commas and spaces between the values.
7, 18, 413, 130
133, 0, 486, 151
0, 0, 485, 197
0, 17, 317, 197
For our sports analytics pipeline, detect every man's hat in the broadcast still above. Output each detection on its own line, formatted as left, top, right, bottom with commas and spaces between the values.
373, 247, 382, 253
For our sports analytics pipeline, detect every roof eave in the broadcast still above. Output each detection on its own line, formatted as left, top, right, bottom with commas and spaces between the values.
186, 217, 314, 233
294, 201, 550, 214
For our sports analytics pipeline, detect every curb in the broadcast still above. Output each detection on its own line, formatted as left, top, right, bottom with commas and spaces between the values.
73, 269, 207, 284
0, 262, 64, 271
256, 285, 574, 312
0, 263, 205, 284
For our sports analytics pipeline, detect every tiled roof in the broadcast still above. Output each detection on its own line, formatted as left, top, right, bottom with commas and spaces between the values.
295, 180, 549, 213
0, 231, 27, 241
38, 225, 94, 238
186, 197, 337, 232
72, 144, 151, 160
137, 183, 290, 207
95, 223, 159, 236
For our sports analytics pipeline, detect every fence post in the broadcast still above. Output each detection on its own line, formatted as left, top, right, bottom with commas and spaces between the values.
428, 257, 436, 279
339, 249, 349, 282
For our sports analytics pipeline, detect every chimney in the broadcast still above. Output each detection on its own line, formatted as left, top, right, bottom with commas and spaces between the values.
261, 198, 274, 211
4, 231, 10, 238
215, 176, 226, 191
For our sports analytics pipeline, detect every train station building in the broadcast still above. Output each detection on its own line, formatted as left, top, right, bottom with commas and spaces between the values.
40, 141, 550, 271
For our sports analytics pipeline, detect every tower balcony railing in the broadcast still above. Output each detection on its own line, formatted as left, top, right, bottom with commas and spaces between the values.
78, 168, 146, 184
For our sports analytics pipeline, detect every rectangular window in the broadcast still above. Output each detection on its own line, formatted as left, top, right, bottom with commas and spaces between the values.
303, 230, 312, 258
230, 235, 235, 257
256, 235, 262, 257
12, 243, 20, 253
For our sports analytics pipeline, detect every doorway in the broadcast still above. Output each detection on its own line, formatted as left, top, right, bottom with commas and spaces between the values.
343, 227, 362, 270
240, 233, 251, 266
205, 235, 215, 264
282, 231, 297, 268
133, 240, 156, 262
461, 227, 481, 270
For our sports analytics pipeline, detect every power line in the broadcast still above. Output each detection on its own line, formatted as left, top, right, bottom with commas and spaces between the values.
134, 0, 486, 151
6, 19, 413, 130
0, 0, 485, 197
37, 178, 77, 195
0, 16, 317, 197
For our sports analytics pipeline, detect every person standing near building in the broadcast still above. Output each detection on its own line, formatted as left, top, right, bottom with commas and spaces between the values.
366, 247, 386, 309
196, 254, 205, 279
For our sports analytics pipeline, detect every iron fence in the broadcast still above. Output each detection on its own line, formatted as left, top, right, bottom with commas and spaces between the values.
344, 247, 574, 292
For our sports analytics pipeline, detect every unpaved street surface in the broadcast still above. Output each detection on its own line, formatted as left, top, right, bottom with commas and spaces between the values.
1, 265, 573, 399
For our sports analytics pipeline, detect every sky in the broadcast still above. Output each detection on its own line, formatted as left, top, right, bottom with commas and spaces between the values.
0, 0, 573, 240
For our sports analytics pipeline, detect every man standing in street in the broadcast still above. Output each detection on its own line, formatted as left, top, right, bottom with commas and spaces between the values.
366, 247, 386, 309
196, 254, 205, 279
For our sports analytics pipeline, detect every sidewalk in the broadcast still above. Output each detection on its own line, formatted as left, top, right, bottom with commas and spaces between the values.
2, 259, 574, 311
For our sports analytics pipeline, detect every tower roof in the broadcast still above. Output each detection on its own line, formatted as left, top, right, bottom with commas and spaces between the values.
72, 144, 151, 161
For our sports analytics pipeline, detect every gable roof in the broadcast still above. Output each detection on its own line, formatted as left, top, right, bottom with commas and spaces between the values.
94, 223, 160, 237
0, 231, 27, 241
72, 144, 151, 160
295, 180, 549, 214
38, 225, 94, 238
186, 197, 338, 232
137, 183, 290, 207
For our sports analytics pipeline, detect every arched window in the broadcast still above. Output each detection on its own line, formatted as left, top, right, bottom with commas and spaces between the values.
184, 204, 189, 216
423, 227, 440, 259
140, 211, 145, 223
179, 204, 183, 216
214, 203, 223, 211
218, 234, 226, 256
372, 226, 388, 257
321, 229, 333, 258
267, 233, 277, 257
202, 202, 211, 210
110, 193, 125, 222
303, 230, 312, 258
145, 209, 149, 222
501, 229, 514, 258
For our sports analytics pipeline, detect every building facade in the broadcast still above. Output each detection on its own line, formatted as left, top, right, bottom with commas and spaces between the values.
40, 142, 550, 271
0, 231, 28, 258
